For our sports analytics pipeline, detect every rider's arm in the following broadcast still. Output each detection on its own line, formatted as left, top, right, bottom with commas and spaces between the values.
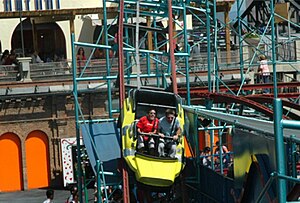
136, 117, 147, 135
222, 145, 229, 153
152, 119, 159, 134
173, 119, 181, 140
173, 127, 181, 140
158, 127, 165, 137
157, 119, 165, 137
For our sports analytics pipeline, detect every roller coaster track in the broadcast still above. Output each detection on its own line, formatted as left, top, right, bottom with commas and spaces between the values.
178, 82, 300, 96
245, 95, 300, 120
178, 81, 300, 119
179, 92, 290, 120
246, 95, 300, 111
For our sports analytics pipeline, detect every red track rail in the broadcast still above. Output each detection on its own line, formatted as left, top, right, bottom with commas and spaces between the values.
246, 95, 300, 111
179, 92, 290, 120
178, 82, 300, 94
245, 95, 300, 120
117, 0, 130, 201
177, 81, 300, 119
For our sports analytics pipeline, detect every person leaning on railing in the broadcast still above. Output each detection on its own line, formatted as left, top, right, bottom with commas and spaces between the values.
76, 47, 86, 72
257, 55, 270, 93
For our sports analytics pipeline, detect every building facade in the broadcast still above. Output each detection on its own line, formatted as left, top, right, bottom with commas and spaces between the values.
0, 0, 118, 191
0, 0, 112, 61
0, 90, 114, 191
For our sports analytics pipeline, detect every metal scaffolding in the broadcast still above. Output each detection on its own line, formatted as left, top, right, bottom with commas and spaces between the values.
71, 0, 300, 202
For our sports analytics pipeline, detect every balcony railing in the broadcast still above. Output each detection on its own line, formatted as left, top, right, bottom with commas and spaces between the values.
0, 46, 298, 84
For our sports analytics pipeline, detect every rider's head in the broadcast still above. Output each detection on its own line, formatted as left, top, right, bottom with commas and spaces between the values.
165, 109, 176, 123
147, 109, 156, 121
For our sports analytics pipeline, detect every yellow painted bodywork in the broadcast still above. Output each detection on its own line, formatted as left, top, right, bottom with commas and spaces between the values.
122, 97, 185, 187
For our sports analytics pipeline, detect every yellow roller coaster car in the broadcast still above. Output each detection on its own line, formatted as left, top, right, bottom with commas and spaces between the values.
121, 89, 185, 187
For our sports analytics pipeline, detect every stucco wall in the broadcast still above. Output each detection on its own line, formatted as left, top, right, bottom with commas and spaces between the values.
0, 0, 102, 59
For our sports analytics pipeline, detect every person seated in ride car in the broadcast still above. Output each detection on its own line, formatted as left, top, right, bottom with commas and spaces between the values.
158, 109, 181, 158
136, 109, 159, 155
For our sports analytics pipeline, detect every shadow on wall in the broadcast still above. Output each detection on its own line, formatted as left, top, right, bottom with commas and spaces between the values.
77, 17, 96, 57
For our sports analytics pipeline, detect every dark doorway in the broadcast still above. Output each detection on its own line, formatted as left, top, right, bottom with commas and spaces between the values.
12, 19, 66, 62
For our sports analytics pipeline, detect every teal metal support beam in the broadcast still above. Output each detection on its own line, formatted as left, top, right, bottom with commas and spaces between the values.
213, 0, 219, 93
96, 160, 102, 203
237, 0, 244, 82
198, 125, 232, 131
71, 33, 83, 203
273, 99, 286, 203
282, 120, 300, 129
153, 19, 160, 88
206, 0, 211, 93
218, 125, 224, 174
75, 72, 161, 82
276, 173, 300, 184
100, 161, 108, 202
74, 41, 168, 56
270, 0, 278, 98
183, 4, 190, 105
256, 171, 300, 203
146, 52, 150, 75
124, 13, 131, 85
74, 42, 111, 49
103, 0, 113, 118
194, 113, 201, 190
290, 135, 297, 178
256, 175, 275, 203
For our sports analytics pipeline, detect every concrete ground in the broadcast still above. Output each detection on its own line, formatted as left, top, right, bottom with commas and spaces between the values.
0, 188, 95, 203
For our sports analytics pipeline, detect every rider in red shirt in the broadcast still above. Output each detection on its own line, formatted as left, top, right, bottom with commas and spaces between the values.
136, 109, 159, 155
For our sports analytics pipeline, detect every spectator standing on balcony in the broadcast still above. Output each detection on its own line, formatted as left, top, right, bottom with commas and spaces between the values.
1, 49, 9, 65
258, 55, 270, 93
31, 50, 43, 63
76, 47, 86, 70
